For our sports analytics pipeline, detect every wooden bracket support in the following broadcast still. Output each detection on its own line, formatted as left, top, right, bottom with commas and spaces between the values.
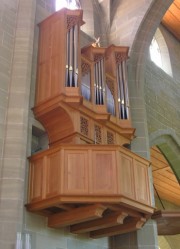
48, 204, 107, 228
90, 217, 146, 238
70, 211, 128, 234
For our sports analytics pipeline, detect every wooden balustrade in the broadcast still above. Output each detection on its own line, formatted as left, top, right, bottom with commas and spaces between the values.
27, 144, 152, 213
26, 144, 154, 237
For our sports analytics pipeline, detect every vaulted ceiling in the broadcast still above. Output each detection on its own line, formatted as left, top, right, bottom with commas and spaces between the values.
151, 146, 180, 207
162, 0, 180, 41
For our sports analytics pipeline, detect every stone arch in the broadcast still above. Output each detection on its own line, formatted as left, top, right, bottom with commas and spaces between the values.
126, 0, 173, 157
129, 0, 173, 86
149, 130, 180, 182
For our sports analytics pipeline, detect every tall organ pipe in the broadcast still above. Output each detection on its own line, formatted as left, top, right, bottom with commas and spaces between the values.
100, 58, 104, 105
65, 24, 79, 87
122, 60, 129, 119
94, 58, 105, 105
97, 60, 102, 104
94, 62, 99, 104
65, 31, 70, 87
117, 60, 129, 119
69, 27, 73, 87
117, 63, 124, 119
73, 24, 78, 87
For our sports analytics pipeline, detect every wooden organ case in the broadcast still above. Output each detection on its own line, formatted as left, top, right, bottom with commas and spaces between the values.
26, 8, 154, 238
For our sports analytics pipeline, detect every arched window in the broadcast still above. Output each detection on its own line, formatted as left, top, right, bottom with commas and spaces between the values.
149, 28, 172, 76
55, 0, 81, 11
150, 37, 162, 68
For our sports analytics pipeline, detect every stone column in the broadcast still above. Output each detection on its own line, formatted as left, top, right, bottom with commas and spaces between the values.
0, 0, 36, 248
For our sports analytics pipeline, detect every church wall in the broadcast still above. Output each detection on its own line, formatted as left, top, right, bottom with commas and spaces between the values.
145, 23, 180, 249
0, 0, 36, 248
0, 0, 18, 172
109, 0, 154, 47
145, 25, 180, 143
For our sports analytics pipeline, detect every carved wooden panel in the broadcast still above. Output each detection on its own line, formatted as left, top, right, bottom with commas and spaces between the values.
45, 151, 61, 198
80, 116, 89, 137
91, 151, 117, 194
29, 158, 44, 202
107, 131, 114, 144
63, 150, 89, 194
94, 125, 102, 144
118, 153, 135, 199
134, 160, 151, 205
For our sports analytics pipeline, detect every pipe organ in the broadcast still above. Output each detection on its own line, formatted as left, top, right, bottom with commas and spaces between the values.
66, 22, 79, 87
26, 8, 154, 238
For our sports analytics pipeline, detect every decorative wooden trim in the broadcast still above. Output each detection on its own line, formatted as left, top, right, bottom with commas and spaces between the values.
81, 61, 91, 76
115, 53, 128, 64
67, 15, 80, 30
107, 131, 115, 144
94, 54, 104, 62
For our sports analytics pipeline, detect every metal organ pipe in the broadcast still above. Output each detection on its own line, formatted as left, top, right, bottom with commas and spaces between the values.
73, 24, 78, 87
117, 59, 129, 119
94, 58, 105, 105
94, 62, 99, 104
65, 24, 79, 87
100, 58, 104, 105
69, 27, 73, 87
117, 63, 124, 119
65, 31, 70, 87
122, 60, 129, 119
97, 60, 101, 104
